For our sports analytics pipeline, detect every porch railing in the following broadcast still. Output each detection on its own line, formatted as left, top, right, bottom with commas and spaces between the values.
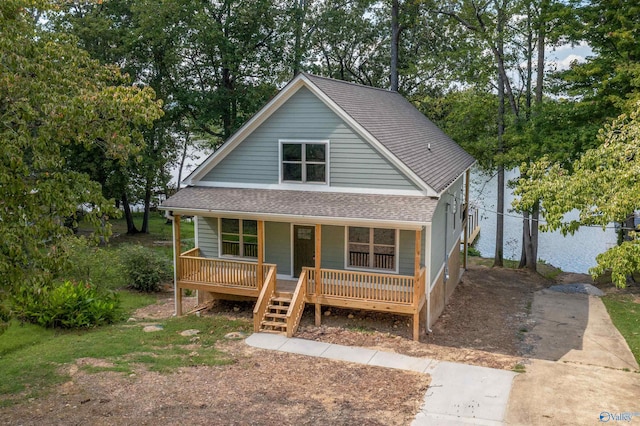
179, 249, 273, 290
305, 267, 416, 305
285, 269, 308, 337
348, 252, 395, 270
253, 265, 277, 332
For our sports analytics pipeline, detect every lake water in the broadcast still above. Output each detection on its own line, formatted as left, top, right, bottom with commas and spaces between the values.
470, 168, 618, 274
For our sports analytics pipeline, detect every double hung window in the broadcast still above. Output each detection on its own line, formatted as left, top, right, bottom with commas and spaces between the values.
347, 227, 396, 271
220, 219, 258, 258
281, 142, 327, 183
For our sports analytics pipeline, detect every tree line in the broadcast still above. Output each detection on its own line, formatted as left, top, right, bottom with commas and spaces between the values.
1, 0, 638, 311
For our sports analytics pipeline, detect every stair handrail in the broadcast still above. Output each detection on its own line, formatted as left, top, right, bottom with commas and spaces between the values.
253, 265, 277, 332
285, 269, 308, 338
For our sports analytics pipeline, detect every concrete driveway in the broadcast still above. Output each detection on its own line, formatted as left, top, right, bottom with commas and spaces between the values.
505, 289, 640, 425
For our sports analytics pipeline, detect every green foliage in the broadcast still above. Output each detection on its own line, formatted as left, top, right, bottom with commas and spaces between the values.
602, 294, 640, 365
0, 313, 250, 397
0, 303, 9, 336
557, 0, 640, 115
120, 245, 172, 292
11, 281, 121, 329
0, 0, 162, 309
60, 237, 126, 291
467, 246, 481, 257
515, 103, 640, 287
419, 89, 500, 170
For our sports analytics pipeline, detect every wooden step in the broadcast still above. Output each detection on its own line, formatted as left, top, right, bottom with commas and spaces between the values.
261, 320, 287, 328
260, 328, 285, 335
265, 312, 287, 319
268, 304, 289, 312
271, 296, 292, 303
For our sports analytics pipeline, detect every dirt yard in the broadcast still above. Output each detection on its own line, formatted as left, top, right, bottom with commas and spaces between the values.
1, 261, 596, 425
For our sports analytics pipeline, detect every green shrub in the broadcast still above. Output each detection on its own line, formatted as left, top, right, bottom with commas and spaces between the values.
120, 244, 172, 292
467, 246, 481, 257
0, 302, 9, 336
61, 237, 126, 290
11, 281, 121, 328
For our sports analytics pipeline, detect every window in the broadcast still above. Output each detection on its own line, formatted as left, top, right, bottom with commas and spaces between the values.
220, 219, 258, 258
281, 142, 327, 183
347, 227, 396, 271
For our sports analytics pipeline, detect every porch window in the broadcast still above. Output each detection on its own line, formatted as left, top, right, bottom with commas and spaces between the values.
220, 219, 258, 258
281, 142, 326, 183
347, 227, 396, 271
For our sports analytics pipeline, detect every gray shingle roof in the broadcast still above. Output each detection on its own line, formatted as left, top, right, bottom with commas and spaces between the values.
161, 187, 438, 224
303, 73, 475, 193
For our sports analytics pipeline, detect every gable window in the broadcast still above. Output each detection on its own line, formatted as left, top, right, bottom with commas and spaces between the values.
347, 227, 396, 271
220, 219, 258, 258
281, 142, 327, 183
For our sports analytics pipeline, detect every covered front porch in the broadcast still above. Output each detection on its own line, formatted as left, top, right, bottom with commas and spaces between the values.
172, 218, 427, 340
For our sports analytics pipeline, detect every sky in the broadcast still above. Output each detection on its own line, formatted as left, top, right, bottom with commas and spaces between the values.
547, 41, 593, 71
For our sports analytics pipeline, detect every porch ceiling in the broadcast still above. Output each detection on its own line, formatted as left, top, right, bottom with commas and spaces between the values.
161, 186, 437, 226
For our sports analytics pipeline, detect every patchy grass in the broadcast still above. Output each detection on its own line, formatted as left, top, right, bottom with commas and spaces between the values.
513, 363, 526, 373
466, 256, 562, 280
602, 294, 640, 366
537, 262, 563, 280
0, 293, 250, 399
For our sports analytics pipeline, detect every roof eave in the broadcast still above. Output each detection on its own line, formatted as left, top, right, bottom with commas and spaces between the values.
159, 205, 428, 230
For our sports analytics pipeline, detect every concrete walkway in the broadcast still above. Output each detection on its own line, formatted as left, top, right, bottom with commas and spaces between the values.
246, 333, 516, 425
505, 293, 640, 425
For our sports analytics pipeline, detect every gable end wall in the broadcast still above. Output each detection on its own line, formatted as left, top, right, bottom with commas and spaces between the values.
200, 87, 418, 191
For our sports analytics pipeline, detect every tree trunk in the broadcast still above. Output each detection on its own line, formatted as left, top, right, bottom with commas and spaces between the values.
532, 201, 540, 264
122, 192, 138, 235
519, 1, 546, 271
292, 0, 306, 77
141, 178, 152, 234
519, 212, 536, 270
493, 2, 506, 267
390, 0, 400, 92
525, 4, 533, 119
222, 67, 233, 139
176, 132, 189, 192
535, 1, 546, 105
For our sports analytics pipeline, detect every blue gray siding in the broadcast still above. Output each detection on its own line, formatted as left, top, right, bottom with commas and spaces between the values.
201, 87, 418, 190
398, 230, 416, 276
265, 222, 291, 275
321, 225, 345, 270
197, 217, 219, 258
429, 176, 464, 283
195, 216, 423, 277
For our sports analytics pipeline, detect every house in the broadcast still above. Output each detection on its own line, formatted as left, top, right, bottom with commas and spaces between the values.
160, 73, 476, 341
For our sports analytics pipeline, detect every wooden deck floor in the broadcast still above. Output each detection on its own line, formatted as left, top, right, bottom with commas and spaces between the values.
276, 279, 298, 293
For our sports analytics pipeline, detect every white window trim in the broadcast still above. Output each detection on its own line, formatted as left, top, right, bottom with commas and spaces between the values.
344, 227, 400, 274
218, 218, 259, 261
279, 139, 330, 186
